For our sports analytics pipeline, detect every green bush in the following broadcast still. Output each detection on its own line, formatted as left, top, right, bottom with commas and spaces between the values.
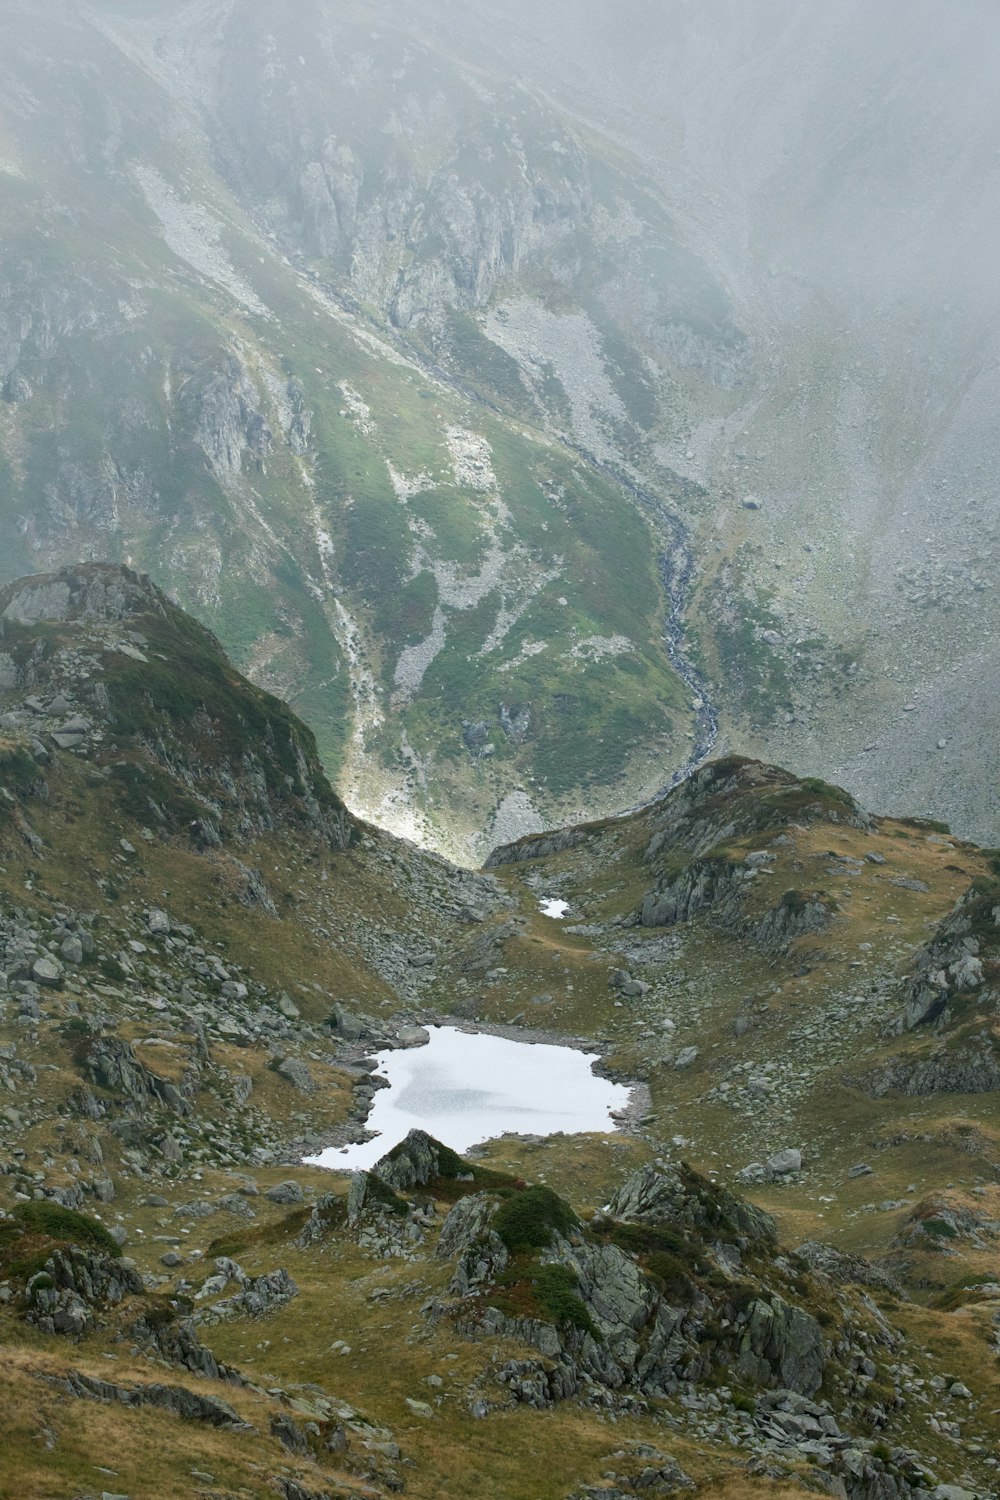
532, 1264, 598, 1337
646, 1250, 695, 1302
494, 1185, 578, 1253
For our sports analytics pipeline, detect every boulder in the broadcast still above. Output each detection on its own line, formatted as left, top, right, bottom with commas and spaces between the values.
766, 1148, 802, 1176
32, 955, 64, 988
275, 1057, 313, 1093
266, 1180, 305, 1206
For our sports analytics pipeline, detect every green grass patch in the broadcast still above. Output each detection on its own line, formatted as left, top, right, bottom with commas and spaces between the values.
12, 1201, 122, 1258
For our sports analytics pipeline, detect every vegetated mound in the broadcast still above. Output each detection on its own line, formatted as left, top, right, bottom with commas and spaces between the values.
0, 563, 356, 851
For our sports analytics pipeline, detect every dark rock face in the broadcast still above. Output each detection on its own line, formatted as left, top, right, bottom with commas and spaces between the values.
485, 829, 589, 867
794, 1241, 901, 1295
345, 1168, 430, 1260
54, 1369, 248, 1428
374, 1128, 452, 1191
0, 562, 358, 855
736, 1296, 826, 1396
607, 1161, 776, 1247
892, 880, 998, 1033
87, 1035, 193, 1116
133, 1313, 245, 1385
436, 1162, 828, 1406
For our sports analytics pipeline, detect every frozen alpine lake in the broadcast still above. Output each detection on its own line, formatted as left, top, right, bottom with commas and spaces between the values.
306, 1025, 631, 1172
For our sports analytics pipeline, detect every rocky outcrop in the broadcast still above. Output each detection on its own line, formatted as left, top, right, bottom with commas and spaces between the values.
486, 828, 589, 867
132, 1312, 245, 1384
638, 856, 832, 954
26, 1247, 144, 1337
892, 880, 998, 1032
607, 1162, 776, 1248
794, 1242, 901, 1295
346, 1170, 433, 1259
855, 1039, 1000, 1097
87, 1036, 192, 1116
195, 1259, 299, 1323
195, 355, 272, 483
437, 1166, 828, 1406
0, 564, 166, 628
50, 1369, 248, 1428
563, 1445, 694, 1498
736, 1296, 826, 1396
639, 857, 746, 928
373, 1128, 455, 1192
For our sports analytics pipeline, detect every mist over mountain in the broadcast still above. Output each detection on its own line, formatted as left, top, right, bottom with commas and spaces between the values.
1, 0, 997, 855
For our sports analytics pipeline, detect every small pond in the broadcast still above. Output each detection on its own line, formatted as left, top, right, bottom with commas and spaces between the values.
306, 1025, 631, 1173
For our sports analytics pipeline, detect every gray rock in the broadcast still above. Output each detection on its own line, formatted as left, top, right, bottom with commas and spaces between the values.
60, 935, 84, 965
60, 1369, 247, 1429
266, 1180, 305, 1205
275, 1057, 313, 1093
737, 1295, 825, 1395
766, 1148, 802, 1176
31, 955, 64, 988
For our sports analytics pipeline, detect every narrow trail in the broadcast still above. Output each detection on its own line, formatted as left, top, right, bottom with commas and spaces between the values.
287, 256, 720, 807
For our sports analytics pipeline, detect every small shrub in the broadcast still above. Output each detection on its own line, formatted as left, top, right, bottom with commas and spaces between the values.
646, 1250, 695, 1301
922, 1217, 957, 1239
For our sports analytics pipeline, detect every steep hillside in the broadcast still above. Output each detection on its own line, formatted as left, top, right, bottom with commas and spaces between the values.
0, 0, 706, 862
0, 566, 997, 1499
1, 1, 997, 850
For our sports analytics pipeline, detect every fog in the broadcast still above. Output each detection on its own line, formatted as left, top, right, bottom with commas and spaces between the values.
1, 0, 998, 845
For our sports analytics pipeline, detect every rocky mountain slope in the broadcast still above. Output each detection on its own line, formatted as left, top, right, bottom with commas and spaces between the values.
0, 565, 997, 1499
1, 1, 997, 852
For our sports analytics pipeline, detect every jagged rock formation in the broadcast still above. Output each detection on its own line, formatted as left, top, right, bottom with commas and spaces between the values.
893, 880, 999, 1032
26, 1246, 144, 1337
49, 1369, 248, 1429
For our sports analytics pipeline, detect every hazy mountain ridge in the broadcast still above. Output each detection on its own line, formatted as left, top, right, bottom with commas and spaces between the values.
1, 0, 998, 857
